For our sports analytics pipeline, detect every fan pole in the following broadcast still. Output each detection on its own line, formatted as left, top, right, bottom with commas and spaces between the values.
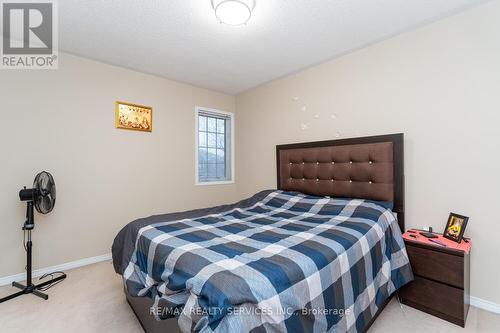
26, 202, 33, 286
0, 202, 66, 303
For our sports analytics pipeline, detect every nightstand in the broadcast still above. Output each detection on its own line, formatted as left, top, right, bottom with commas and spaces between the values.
399, 232, 471, 327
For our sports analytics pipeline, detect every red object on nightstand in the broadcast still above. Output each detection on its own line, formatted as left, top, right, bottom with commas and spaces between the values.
403, 229, 471, 254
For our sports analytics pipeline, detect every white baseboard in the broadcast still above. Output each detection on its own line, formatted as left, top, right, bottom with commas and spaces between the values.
470, 296, 500, 315
0, 253, 112, 287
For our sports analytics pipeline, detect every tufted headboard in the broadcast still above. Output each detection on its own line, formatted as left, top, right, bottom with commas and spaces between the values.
276, 133, 404, 231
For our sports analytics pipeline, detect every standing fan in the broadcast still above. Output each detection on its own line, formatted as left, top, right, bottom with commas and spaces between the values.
0, 171, 66, 303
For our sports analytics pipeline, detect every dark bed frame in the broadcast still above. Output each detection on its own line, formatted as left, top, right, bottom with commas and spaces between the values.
126, 133, 405, 333
276, 133, 404, 232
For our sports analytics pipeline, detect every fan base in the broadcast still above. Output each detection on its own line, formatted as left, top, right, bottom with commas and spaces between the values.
0, 274, 66, 303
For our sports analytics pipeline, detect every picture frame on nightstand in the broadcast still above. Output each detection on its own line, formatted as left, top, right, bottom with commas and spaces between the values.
443, 213, 469, 243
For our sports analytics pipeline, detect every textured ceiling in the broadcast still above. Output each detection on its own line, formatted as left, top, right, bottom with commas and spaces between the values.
59, 0, 490, 94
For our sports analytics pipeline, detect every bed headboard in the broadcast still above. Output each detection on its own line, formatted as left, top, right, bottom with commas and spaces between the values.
276, 133, 404, 231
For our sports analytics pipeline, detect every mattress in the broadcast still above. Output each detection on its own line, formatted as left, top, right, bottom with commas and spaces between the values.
112, 190, 413, 333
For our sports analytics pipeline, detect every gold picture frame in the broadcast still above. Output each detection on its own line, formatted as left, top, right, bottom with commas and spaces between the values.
115, 101, 153, 132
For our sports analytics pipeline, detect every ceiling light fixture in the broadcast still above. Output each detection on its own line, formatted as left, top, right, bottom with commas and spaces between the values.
211, 0, 255, 26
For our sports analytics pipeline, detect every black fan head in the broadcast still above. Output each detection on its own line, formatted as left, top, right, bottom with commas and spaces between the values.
33, 171, 56, 214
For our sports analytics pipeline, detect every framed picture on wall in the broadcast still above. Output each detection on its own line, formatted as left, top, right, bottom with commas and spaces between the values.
443, 212, 469, 243
115, 101, 152, 132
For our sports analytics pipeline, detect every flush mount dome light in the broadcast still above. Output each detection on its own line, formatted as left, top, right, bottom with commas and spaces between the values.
212, 0, 255, 25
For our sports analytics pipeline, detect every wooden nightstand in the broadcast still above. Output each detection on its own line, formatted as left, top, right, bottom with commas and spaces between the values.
399, 233, 470, 327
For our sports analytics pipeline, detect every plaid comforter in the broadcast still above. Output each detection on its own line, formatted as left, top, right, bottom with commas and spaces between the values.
122, 191, 413, 333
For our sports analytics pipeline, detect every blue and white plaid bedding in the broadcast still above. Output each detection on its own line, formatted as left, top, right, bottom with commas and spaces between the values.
122, 191, 413, 333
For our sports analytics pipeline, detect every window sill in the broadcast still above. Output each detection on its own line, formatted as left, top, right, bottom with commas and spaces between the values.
195, 180, 235, 186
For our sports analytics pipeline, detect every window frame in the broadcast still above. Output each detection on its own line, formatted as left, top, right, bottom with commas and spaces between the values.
195, 106, 235, 186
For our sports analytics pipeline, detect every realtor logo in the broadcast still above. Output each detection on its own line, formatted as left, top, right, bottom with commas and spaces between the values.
1, 1, 58, 69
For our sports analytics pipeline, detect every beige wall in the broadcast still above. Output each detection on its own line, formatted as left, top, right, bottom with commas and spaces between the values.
0, 53, 236, 277
236, 1, 500, 304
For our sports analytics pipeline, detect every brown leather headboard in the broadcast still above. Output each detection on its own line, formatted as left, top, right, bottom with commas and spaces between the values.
276, 134, 404, 231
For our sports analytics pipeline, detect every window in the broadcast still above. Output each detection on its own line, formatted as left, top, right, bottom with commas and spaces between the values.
195, 107, 234, 185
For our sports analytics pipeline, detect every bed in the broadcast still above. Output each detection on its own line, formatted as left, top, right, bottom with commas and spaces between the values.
112, 133, 412, 333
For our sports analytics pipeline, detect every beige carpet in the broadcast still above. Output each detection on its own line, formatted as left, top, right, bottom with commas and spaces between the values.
0, 261, 499, 332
